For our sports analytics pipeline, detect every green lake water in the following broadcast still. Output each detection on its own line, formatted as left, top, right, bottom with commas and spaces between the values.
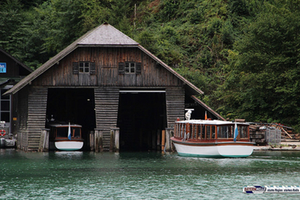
1, 149, 300, 199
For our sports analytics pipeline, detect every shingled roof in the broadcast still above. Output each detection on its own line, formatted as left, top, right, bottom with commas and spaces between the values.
5, 23, 203, 95
78, 23, 138, 45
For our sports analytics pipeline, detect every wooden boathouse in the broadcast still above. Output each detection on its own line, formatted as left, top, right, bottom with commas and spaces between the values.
4, 23, 224, 152
0, 48, 32, 134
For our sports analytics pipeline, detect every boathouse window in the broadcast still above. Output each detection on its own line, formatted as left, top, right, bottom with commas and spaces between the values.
118, 62, 142, 74
73, 62, 95, 75
79, 62, 90, 73
125, 62, 135, 74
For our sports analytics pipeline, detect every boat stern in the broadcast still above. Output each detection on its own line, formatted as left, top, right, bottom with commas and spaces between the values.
55, 141, 84, 151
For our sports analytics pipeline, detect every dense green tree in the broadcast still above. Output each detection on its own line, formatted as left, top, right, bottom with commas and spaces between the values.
0, 0, 23, 55
217, 0, 300, 130
37, 0, 83, 54
79, 0, 113, 33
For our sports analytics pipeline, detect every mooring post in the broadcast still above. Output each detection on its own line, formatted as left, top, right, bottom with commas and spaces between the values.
112, 127, 120, 152
161, 130, 166, 151
110, 129, 114, 152
38, 129, 49, 152
89, 131, 94, 151
99, 130, 103, 152
157, 130, 161, 151
44, 129, 49, 151
94, 129, 99, 152
38, 130, 45, 152
94, 129, 104, 153
165, 128, 173, 152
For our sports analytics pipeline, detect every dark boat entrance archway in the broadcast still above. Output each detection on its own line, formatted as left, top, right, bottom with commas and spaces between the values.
46, 88, 96, 150
117, 90, 167, 152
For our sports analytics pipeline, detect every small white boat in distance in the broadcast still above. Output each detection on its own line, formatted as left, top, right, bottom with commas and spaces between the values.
50, 123, 84, 151
171, 117, 255, 158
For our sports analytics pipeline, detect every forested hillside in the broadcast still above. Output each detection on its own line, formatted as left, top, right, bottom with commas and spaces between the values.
1, 0, 299, 131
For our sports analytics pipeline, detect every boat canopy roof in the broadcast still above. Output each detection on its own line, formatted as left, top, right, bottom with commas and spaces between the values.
49, 124, 82, 128
175, 119, 249, 126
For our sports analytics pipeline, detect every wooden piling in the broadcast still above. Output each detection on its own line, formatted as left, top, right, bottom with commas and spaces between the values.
38, 130, 45, 152
90, 132, 94, 151
161, 130, 166, 151
44, 130, 49, 150
165, 128, 173, 152
99, 131, 103, 152
38, 129, 49, 152
110, 129, 114, 152
94, 130, 99, 152
112, 127, 120, 152
94, 129, 104, 152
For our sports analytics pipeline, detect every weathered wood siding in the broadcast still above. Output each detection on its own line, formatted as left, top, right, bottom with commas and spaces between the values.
94, 87, 119, 150
166, 87, 185, 128
33, 47, 183, 88
27, 87, 48, 150
14, 86, 29, 150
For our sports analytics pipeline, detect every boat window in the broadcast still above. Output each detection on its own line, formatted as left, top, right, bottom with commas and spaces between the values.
57, 127, 68, 137
217, 126, 226, 138
201, 125, 205, 139
206, 125, 211, 139
175, 123, 179, 137
180, 123, 185, 138
220, 126, 227, 138
240, 126, 248, 138
212, 126, 215, 139
196, 124, 201, 139
194, 124, 197, 139
191, 124, 195, 139
217, 126, 234, 138
73, 127, 81, 138
229, 126, 234, 138
188, 124, 193, 139
197, 124, 200, 139
230, 126, 234, 138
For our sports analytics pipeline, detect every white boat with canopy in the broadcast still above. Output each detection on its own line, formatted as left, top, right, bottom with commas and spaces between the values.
50, 123, 84, 151
171, 112, 255, 158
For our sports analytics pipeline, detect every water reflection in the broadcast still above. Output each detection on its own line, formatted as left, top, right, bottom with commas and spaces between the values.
1, 150, 300, 199
54, 151, 83, 158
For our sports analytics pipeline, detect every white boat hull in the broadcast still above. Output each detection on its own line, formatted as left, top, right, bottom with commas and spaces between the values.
173, 142, 254, 158
55, 141, 83, 151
